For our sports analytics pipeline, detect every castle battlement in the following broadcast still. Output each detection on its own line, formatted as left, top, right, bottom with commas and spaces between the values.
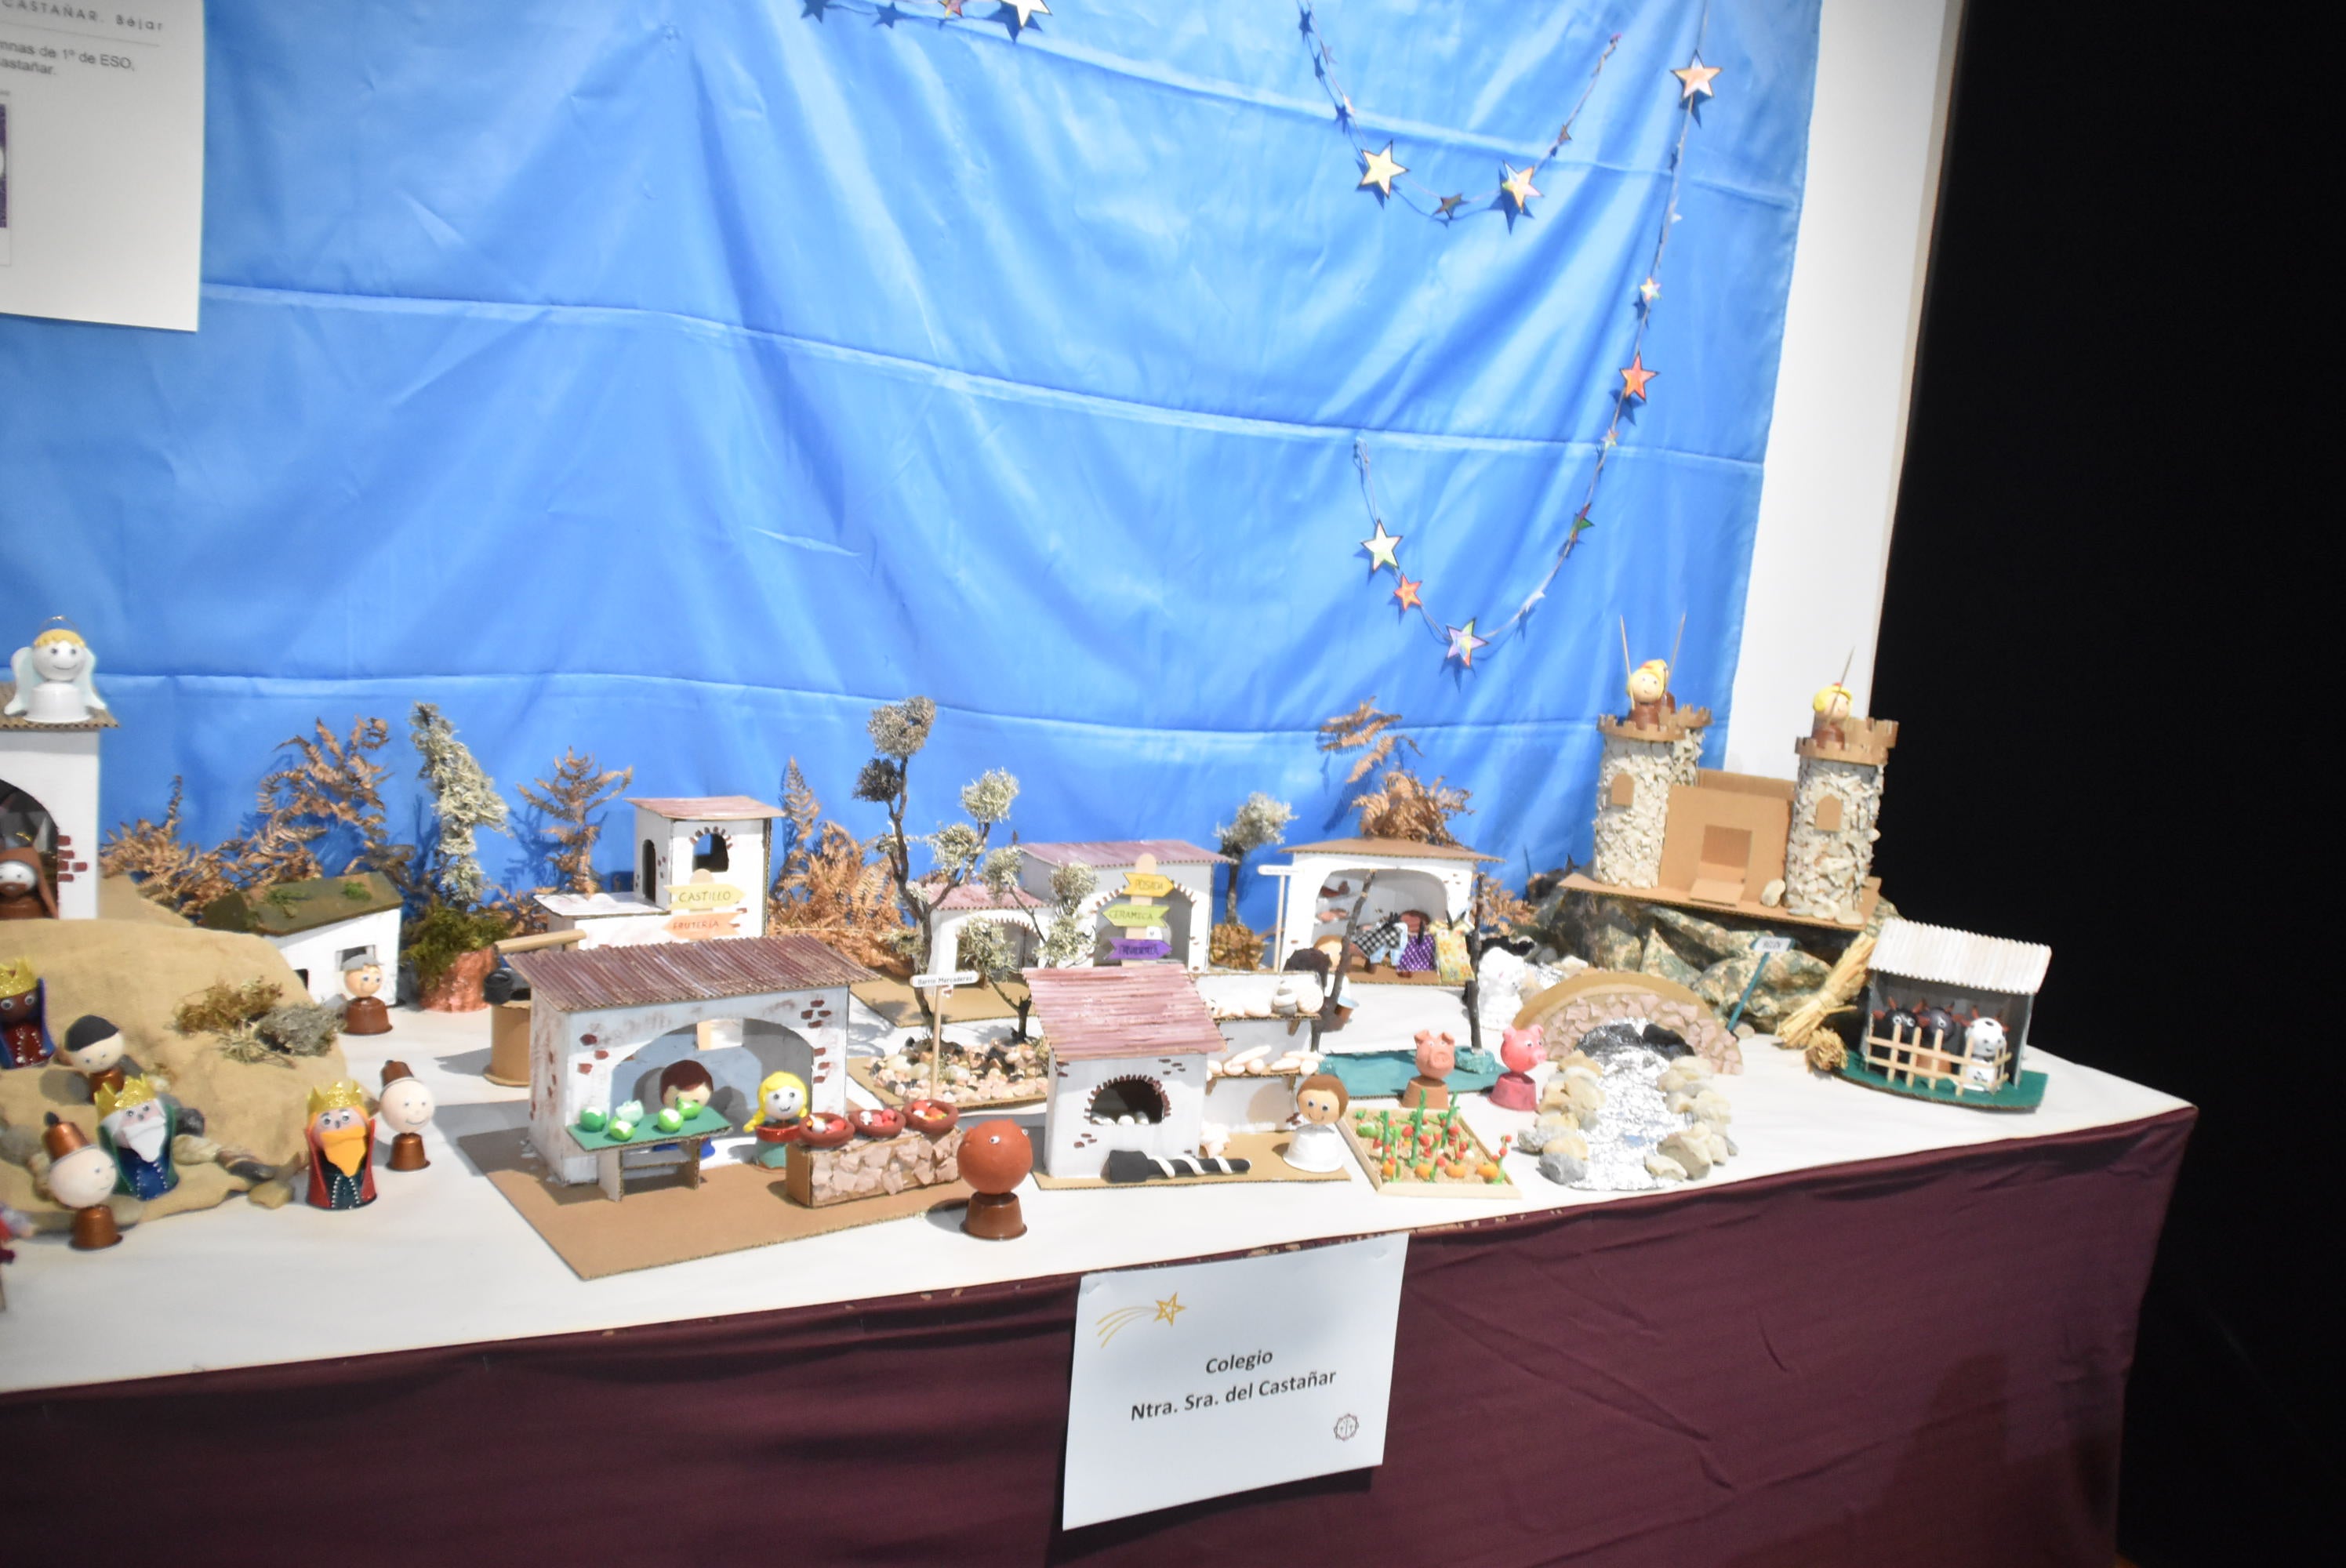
1796, 715, 1898, 768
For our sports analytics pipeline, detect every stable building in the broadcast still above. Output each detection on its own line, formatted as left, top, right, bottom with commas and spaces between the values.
536, 795, 783, 949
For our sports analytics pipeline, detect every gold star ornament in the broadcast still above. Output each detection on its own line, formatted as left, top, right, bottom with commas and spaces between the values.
1362, 520, 1404, 572
1501, 162, 1542, 214
1672, 55, 1721, 101
1359, 143, 1407, 197
1153, 1293, 1187, 1325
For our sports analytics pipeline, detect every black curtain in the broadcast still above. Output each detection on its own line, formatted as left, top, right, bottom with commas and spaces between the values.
1874, 4, 2311, 1561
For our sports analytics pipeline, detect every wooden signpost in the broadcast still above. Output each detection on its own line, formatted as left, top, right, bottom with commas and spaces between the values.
1121, 871, 1174, 898
1102, 902, 1170, 928
909, 969, 982, 1101
667, 882, 744, 910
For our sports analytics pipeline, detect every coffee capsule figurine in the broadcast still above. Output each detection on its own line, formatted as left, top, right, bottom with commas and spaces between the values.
1626, 657, 1675, 729
1490, 1024, 1547, 1112
958, 1120, 1032, 1240
1, 958, 56, 1068
1280, 1073, 1351, 1172
341, 954, 392, 1036
744, 1070, 809, 1169
378, 1062, 435, 1172
1810, 682, 1855, 748
0, 849, 58, 923
1400, 1029, 1458, 1112
96, 1076, 180, 1200
303, 1081, 378, 1210
42, 1115, 122, 1250
5, 621, 107, 724
56, 1014, 131, 1098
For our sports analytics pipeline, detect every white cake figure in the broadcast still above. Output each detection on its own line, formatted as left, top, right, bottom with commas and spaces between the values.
6, 624, 107, 724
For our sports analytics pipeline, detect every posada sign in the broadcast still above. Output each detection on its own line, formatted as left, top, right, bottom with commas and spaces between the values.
1062, 1233, 1407, 1528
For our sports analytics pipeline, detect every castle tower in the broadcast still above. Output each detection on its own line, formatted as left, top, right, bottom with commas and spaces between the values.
1782, 716, 1898, 923
1589, 706, 1711, 889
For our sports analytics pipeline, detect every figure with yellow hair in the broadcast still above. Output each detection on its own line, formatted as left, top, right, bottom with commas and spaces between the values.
1625, 658, 1675, 729
5, 621, 107, 724
1810, 683, 1855, 748
304, 1081, 377, 1210
743, 1070, 808, 1170
96, 1075, 181, 1200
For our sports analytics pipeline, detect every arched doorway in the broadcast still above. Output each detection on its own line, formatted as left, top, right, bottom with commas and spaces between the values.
1086, 1074, 1169, 1124
0, 777, 59, 895
619, 1018, 815, 1127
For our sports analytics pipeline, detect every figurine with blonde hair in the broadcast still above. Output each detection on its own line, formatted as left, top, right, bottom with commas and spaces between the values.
744, 1069, 809, 1169
1625, 659, 1675, 730
1810, 682, 1855, 748
5, 622, 107, 724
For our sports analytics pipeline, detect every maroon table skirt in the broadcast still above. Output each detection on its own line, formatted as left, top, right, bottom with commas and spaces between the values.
2, 1109, 2189, 1567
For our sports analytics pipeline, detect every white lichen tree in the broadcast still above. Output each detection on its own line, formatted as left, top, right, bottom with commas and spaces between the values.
411, 702, 510, 909
1214, 791, 1295, 927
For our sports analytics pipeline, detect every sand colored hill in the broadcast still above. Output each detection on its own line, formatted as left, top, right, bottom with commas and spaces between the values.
1, 917, 350, 1226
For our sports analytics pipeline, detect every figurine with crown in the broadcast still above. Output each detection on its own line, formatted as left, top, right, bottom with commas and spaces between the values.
1, 958, 56, 1069
304, 1080, 377, 1210
96, 1076, 183, 1201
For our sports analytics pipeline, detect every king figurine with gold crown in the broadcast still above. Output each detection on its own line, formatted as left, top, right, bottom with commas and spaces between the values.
95, 1075, 182, 1200
303, 1080, 377, 1210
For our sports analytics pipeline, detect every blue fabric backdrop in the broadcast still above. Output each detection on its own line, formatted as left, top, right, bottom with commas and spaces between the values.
0, 0, 1819, 921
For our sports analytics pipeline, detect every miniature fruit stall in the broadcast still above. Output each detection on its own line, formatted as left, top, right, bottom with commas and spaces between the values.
510, 934, 873, 1186
565, 1102, 735, 1202
1846, 917, 2050, 1110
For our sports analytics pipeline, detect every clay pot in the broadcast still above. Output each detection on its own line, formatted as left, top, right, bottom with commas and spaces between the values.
903, 1098, 959, 1137
420, 948, 497, 1013
1488, 1072, 1538, 1112
798, 1112, 855, 1149
851, 1106, 905, 1140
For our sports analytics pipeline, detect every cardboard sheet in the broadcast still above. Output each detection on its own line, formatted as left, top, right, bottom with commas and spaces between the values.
1031, 1130, 1353, 1192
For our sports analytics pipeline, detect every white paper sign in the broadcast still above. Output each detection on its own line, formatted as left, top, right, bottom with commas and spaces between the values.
1062, 1232, 1407, 1530
0, 0, 205, 330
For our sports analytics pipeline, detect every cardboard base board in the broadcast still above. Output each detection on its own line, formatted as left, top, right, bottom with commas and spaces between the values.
851, 977, 1018, 1026
1562, 871, 1883, 932
1836, 1057, 2049, 1112
1031, 1130, 1353, 1191
465, 1127, 972, 1279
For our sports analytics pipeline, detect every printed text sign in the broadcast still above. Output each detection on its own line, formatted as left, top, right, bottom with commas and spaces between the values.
1062, 1233, 1407, 1529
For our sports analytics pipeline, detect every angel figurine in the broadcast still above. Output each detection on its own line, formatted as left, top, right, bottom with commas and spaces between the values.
5, 622, 107, 724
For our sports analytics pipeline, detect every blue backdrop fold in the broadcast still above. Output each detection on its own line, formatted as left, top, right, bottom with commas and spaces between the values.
0, 0, 1819, 920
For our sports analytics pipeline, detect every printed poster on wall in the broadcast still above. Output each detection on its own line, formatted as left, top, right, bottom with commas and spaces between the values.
1062, 1232, 1408, 1529
0, 0, 204, 331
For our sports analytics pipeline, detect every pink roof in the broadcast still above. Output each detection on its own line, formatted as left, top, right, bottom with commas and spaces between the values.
1018, 840, 1229, 868
1021, 966, 1222, 1060
925, 880, 1046, 912
626, 795, 786, 822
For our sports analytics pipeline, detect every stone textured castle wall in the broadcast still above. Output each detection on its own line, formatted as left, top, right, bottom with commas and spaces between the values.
1784, 757, 1885, 922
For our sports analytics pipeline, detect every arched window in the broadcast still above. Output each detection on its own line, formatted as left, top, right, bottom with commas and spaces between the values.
692, 830, 730, 873
640, 839, 658, 898
1086, 1076, 1168, 1124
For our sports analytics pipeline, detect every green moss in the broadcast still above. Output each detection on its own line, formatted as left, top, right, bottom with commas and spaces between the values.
402, 902, 514, 990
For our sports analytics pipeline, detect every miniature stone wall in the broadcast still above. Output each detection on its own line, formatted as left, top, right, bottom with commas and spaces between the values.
1783, 757, 1885, 923
1591, 735, 1676, 888
792, 1127, 964, 1207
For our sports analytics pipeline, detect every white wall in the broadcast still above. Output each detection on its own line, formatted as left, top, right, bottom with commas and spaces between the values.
1727, 0, 1963, 778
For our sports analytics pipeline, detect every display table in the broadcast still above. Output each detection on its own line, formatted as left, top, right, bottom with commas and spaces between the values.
0, 991, 2188, 1566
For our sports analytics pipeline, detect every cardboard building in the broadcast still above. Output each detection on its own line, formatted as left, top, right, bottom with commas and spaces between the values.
0, 681, 111, 920
200, 871, 405, 1005
1258, 837, 1496, 973
536, 795, 783, 949
921, 840, 1228, 976
1026, 965, 1218, 1179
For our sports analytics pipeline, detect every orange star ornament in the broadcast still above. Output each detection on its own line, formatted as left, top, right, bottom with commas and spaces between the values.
1620, 354, 1657, 401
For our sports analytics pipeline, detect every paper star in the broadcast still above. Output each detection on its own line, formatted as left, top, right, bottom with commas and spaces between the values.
1153, 1293, 1187, 1325
1001, 0, 1048, 22
1501, 162, 1542, 213
939, 0, 965, 14
1568, 508, 1596, 541
1359, 143, 1407, 198
1336, 93, 1354, 129
1445, 620, 1491, 668
1620, 354, 1657, 401
1393, 575, 1423, 611
1639, 277, 1661, 303
1435, 194, 1467, 220
1362, 520, 1404, 572
1673, 54, 1722, 101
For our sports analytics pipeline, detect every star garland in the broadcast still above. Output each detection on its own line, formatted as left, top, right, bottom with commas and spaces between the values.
1347, 9, 1726, 670
798, 0, 1049, 34
1299, 3, 1620, 223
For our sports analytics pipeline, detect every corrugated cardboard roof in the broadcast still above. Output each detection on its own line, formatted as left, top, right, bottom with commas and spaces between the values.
1872, 919, 2050, 996
0, 684, 119, 731
200, 872, 403, 937
1021, 966, 1222, 1059
1282, 836, 1498, 862
625, 796, 786, 822
921, 880, 1046, 912
1017, 840, 1230, 868
511, 935, 873, 1012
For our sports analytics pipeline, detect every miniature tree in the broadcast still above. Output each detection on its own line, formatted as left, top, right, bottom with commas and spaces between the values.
1211, 791, 1295, 969
977, 845, 1096, 1040
1316, 697, 1472, 845
518, 749, 633, 895
855, 697, 1020, 1098
263, 717, 415, 896
405, 702, 515, 993
767, 759, 905, 971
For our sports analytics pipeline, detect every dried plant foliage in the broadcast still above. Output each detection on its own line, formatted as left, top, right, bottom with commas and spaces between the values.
1348, 768, 1472, 845
767, 759, 907, 974
172, 979, 287, 1036
1317, 698, 1418, 786
518, 749, 633, 895
1472, 873, 1535, 935
1210, 920, 1267, 971
265, 717, 414, 895
102, 779, 243, 914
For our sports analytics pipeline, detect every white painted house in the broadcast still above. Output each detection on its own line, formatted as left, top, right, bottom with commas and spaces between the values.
1026, 964, 1217, 1180
1258, 837, 1498, 972
921, 840, 1228, 977
509, 934, 870, 1186
199, 872, 405, 1005
0, 682, 110, 921
536, 795, 782, 949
